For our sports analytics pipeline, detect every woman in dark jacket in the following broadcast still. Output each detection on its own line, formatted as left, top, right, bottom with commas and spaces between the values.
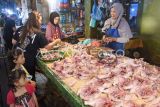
17, 11, 57, 80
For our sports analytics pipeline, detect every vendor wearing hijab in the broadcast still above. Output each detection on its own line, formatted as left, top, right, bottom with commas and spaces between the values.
45, 12, 67, 42
102, 3, 132, 51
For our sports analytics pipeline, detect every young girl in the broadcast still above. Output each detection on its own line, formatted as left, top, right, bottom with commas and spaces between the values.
7, 68, 39, 107
9, 48, 33, 81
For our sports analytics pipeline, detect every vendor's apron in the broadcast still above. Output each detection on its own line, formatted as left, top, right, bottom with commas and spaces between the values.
105, 27, 124, 52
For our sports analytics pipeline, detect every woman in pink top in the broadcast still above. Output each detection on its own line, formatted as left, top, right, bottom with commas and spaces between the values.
45, 12, 67, 42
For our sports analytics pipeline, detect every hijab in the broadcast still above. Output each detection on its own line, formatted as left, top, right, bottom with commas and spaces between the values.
49, 12, 60, 26
110, 3, 124, 28
102, 3, 132, 38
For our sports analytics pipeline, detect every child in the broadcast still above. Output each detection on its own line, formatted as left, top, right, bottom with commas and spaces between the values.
7, 68, 39, 107
9, 48, 34, 82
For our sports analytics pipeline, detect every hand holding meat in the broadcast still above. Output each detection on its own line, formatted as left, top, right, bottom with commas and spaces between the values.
104, 37, 117, 43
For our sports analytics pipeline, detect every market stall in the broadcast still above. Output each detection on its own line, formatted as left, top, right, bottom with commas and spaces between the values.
37, 60, 86, 107
37, 42, 160, 107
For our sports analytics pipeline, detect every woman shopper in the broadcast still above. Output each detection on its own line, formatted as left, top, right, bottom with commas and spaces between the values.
18, 11, 59, 81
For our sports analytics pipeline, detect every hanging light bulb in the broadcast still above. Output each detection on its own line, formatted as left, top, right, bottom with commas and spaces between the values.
46, 0, 59, 12
109, 0, 113, 3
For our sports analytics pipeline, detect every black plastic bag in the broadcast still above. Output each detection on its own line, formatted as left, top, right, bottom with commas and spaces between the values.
67, 36, 79, 44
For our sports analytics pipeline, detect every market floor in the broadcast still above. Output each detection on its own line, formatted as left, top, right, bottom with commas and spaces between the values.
37, 81, 71, 107
38, 99, 46, 107
38, 94, 71, 107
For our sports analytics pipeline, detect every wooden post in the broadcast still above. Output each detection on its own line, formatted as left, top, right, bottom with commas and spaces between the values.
84, 0, 92, 38
137, 0, 144, 34
20, 0, 29, 24
30, 0, 37, 10
84, 0, 102, 39
15, 0, 21, 7
36, 0, 49, 24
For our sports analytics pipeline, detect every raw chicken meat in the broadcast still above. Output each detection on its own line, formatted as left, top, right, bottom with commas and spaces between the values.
115, 100, 144, 107
137, 86, 157, 99
85, 97, 113, 107
47, 44, 160, 107
77, 85, 99, 100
